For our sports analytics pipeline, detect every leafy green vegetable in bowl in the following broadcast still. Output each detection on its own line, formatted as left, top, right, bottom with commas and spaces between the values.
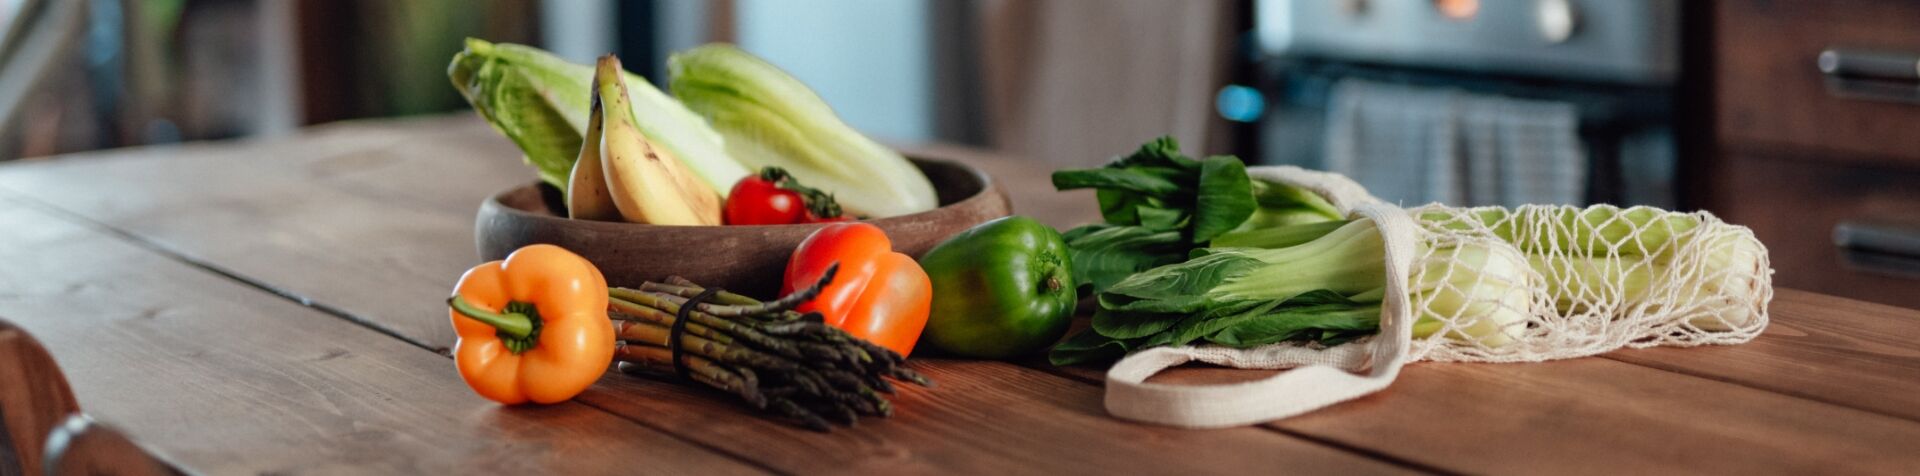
449, 39, 750, 197
669, 44, 937, 218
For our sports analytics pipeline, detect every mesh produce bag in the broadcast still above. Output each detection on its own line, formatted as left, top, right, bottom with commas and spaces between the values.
1104, 166, 1772, 428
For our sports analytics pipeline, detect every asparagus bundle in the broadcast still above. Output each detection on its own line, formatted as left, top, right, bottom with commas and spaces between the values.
607, 268, 933, 432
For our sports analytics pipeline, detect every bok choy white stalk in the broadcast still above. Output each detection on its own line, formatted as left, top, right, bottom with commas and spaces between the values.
1052, 219, 1531, 365
1418, 206, 1767, 331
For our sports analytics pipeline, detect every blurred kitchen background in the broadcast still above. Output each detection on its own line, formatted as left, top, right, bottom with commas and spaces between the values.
1, 0, 1916, 307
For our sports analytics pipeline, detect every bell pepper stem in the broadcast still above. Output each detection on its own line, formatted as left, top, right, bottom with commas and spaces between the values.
447, 295, 534, 339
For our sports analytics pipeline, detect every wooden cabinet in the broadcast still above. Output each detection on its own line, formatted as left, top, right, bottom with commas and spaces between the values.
1703, 0, 1920, 308
1704, 155, 1920, 309
1714, 0, 1920, 167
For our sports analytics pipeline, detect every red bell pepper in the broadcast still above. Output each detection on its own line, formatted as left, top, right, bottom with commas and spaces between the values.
782, 223, 932, 357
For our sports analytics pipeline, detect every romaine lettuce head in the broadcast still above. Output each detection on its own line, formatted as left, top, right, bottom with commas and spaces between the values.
449, 39, 748, 196
669, 44, 937, 218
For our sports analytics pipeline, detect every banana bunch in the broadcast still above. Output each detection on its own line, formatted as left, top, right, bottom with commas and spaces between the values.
568, 56, 724, 226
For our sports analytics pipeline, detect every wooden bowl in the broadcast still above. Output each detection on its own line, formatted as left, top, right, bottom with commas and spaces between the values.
476, 158, 1013, 296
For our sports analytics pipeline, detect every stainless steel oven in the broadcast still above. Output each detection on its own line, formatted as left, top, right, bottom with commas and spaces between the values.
1246, 0, 1681, 208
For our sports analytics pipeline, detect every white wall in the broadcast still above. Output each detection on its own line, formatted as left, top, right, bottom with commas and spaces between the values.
539, 0, 615, 64
734, 0, 933, 143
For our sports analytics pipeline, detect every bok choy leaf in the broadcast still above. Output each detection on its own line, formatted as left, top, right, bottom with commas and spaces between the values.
1051, 137, 1339, 294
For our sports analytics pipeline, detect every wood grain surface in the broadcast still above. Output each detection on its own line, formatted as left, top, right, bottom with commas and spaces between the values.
0, 196, 759, 475
0, 116, 1406, 472
1, 114, 1918, 474
1714, 0, 1920, 167
1607, 288, 1920, 422
0, 120, 526, 352
0, 119, 1098, 354
1042, 354, 1920, 475
582, 359, 1406, 475
1279, 357, 1920, 475
1703, 0, 1920, 311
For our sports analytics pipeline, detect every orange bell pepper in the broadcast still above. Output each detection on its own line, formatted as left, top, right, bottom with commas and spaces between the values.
447, 244, 614, 404
782, 223, 932, 357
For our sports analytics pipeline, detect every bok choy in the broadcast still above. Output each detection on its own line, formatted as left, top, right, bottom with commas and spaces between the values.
1420, 206, 1767, 331
1051, 137, 1342, 294
1051, 219, 1531, 365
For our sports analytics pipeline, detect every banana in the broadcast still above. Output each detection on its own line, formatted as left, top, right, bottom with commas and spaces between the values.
592, 55, 723, 226
566, 90, 621, 221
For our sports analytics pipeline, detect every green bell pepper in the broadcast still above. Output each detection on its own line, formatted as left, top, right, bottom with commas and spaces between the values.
919, 216, 1077, 359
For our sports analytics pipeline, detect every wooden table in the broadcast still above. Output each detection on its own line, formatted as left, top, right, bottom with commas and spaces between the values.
0, 115, 1916, 475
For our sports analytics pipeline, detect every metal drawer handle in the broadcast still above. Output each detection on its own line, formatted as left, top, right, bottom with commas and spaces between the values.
1818, 48, 1920, 104
1835, 220, 1920, 279
1817, 48, 1920, 82
1835, 220, 1920, 258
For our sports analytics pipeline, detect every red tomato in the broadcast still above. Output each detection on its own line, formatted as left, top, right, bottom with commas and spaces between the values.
725, 176, 806, 225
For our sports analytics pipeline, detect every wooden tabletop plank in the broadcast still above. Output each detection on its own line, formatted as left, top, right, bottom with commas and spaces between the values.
1604, 288, 1920, 422
1151, 360, 1920, 474
0, 117, 1104, 355
8, 114, 1919, 474
1041, 353, 1920, 475
0, 196, 762, 475
1279, 356, 1920, 475
580, 359, 1410, 474
0, 117, 1410, 473
0, 119, 529, 351
0, 118, 1106, 355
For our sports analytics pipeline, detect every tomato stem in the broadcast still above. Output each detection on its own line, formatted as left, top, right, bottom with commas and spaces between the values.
448, 296, 542, 353
760, 166, 843, 219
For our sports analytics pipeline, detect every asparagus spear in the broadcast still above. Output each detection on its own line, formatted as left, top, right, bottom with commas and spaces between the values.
606, 272, 930, 432
613, 346, 765, 409
610, 292, 847, 363
639, 277, 934, 387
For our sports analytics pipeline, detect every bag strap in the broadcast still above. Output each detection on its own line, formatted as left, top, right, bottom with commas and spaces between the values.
1103, 204, 1421, 428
